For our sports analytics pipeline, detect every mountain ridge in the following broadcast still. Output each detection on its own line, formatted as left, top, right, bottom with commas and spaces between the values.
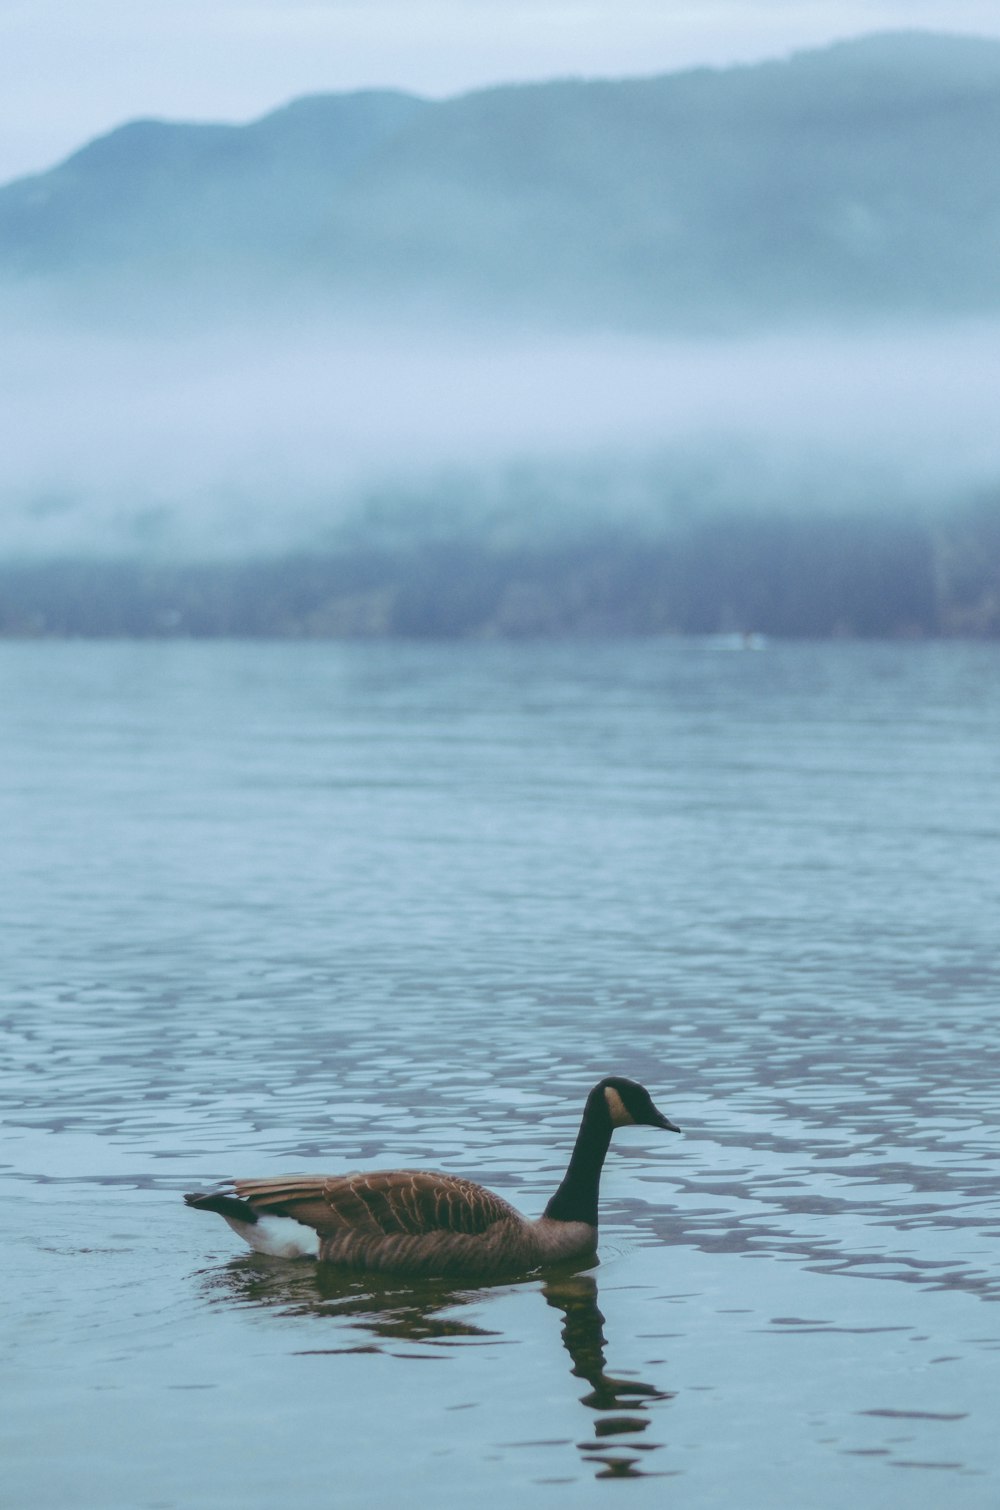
2, 31, 1000, 329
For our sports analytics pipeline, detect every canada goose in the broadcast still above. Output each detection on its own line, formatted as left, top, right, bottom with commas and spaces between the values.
185, 1076, 680, 1279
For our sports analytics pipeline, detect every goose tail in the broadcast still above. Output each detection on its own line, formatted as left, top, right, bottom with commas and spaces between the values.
184, 1189, 259, 1224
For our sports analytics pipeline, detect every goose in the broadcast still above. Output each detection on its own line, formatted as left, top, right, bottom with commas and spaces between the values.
184, 1076, 680, 1279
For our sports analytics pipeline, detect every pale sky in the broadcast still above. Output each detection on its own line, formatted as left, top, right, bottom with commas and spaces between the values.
2, 0, 1000, 184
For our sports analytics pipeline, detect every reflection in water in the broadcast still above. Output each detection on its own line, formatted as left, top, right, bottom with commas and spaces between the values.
201, 1258, 501, 1347
542, 1273, 674, 1479
199, 1260, 673, 1479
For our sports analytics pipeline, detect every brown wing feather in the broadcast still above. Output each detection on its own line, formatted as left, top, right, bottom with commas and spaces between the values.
232, 1170, 521, 1239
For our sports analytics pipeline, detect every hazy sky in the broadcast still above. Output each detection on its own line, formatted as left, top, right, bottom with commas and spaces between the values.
3, 0, 1000, 183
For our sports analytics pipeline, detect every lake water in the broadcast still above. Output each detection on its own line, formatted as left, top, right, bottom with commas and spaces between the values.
2, 637, 999, 1508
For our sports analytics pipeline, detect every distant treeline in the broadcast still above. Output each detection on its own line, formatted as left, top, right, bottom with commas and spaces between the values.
2, 499, 998, 639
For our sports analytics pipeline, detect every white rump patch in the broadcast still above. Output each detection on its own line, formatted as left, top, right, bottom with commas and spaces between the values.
224, 1214, 320, 1259
604, 1086, 637, 1127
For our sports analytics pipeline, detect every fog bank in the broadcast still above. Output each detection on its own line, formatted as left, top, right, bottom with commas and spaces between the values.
3, 318, 1000, 561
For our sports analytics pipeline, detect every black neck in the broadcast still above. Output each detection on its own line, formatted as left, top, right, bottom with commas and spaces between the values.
544, 1087, 613, 1226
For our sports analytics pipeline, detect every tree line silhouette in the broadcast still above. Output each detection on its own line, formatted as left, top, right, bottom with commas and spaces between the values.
2, 497, 998, 638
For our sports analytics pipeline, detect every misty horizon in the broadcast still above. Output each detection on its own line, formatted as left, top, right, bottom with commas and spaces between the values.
2, 30, 1000, 635
2, 315, 999, 562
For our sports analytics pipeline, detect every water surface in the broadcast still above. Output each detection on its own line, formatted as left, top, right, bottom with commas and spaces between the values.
2, 639, 999, 1506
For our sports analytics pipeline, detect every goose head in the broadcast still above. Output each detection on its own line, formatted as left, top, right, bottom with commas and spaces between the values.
597, 1076, 681, 1133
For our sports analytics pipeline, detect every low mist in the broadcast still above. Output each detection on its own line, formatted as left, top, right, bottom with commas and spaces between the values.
3, 315, 1000, 562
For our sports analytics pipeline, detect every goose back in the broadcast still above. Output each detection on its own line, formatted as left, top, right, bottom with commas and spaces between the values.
233, 1170, 520, 1238
228, 1170, 554, 1277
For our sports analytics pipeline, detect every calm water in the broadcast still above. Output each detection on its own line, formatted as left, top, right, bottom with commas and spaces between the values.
2, 638, 999, 1508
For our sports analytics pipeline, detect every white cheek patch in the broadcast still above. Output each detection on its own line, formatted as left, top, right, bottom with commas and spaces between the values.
604, 1086, 637, 1127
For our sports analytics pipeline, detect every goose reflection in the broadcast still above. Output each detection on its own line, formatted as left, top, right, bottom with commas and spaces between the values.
543, 1272, 674, 1477
198, 1260, 672, 1479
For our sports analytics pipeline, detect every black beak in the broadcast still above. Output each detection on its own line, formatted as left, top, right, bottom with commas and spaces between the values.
650, 1109, 682, 1133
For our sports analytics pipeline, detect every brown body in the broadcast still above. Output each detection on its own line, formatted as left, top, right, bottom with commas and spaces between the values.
229, 1170, 597, 1277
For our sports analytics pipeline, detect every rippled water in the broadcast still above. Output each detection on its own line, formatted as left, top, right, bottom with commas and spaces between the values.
2, 638, 999, 1507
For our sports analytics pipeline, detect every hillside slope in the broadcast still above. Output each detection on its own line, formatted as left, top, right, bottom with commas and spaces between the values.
2, 33, 1000, 328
